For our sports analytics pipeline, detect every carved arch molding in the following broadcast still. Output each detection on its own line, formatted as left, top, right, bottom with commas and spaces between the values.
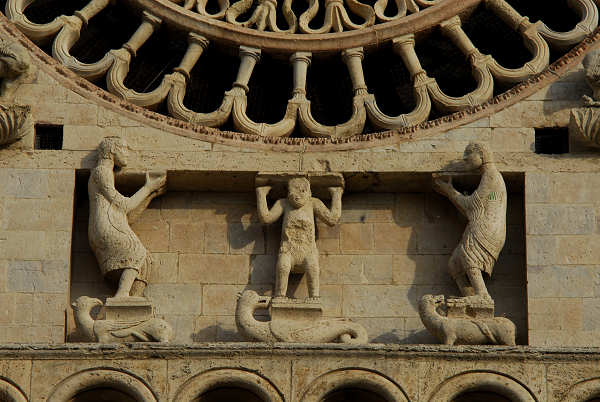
3, 0, 599, 147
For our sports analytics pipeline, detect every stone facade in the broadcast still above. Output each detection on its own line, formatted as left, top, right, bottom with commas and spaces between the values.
0, 0, 600, 400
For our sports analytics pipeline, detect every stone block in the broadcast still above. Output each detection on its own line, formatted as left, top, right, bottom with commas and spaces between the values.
490, 100, 578, 128
583, 298, 600, 331
340, 223, 373, 252
393, 254, 452, 286
192, 315, 218, 341
228, 223, 265, 255
145, 284, 202, 315
121, 126, 212, 152
351, 317, 406, 343
417, 223, 463, 253
136, 227, 169, 252
526, 235, 557, 266
394, 193, 425, 225
160, 193, 192, 221
527, 266, 595, 298
525, 172, 550, 203
179, 254, 249, 284
526, 205, 595, 235
529, 298, 583, 331
64, 103, 98, 125
491, 128, 535, 152
33, 293, 66, 326
148, 253, 178, 283
343, 285, 415, 317
372, 224, 416, 252
169, 222, 204, 253
216, 315, 245, 341
249, 255, 276, 284
14, 293, 33, 324
0, 169, 49, 199
203, 284, 271, 316
556, 236, 600, 265
44, 231, 71, 261
0, 294, 15, 323
204, 223, 228, 253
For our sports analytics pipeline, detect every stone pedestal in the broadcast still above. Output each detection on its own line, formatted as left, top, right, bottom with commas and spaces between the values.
269, 299, 323, 322
446, 297, 494, 319
104, 297, 154, 321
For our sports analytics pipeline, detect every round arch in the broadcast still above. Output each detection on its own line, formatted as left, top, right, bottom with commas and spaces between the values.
172, 368, 284, 402
0, 377, 28, 402
561, 378, 600, 402
46, 368, 157, 402
427, 371, 537, 402
300, 369, 409, 402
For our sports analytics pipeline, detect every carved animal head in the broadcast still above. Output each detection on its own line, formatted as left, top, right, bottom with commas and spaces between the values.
287, 177, 311, 208
71, 296, 103, 312
238, 290, 271, 309
421, 294, 445, 306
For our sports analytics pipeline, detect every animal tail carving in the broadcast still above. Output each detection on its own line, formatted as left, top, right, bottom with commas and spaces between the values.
339, 323, 368, 344
471, 320, 498, 344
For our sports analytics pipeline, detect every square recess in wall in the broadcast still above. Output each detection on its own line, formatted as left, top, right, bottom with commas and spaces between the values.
34, 124, 63, 150
534, 127, 569, 154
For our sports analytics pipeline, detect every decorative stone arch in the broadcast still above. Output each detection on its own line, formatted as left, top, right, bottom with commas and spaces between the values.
561, 378, 600, 402
172, 368, 284, 402
427, 371, 537, 402
300, 368, 409, 402
0, 377, 28, 402
46, 368, 157, 402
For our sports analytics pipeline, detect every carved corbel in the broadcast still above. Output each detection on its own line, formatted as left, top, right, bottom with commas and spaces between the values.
538, 0, 598, 49
5, 0, 67, 43
298, 48, 368, 137
298, 0, 375, 34
365, 35, 432, 129
167, 34, 236, 127
106, 12, 168, 107
52, 0, 115, 81
230, 48, 299, 136
485, 0, 550, 84
426, 16, 494, 112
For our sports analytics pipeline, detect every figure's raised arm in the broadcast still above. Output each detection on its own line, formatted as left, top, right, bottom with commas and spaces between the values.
313, 187, 343, 226
433, 176, 471, 217
256, 186, 285, 224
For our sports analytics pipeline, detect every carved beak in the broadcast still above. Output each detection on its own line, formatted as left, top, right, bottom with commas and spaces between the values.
257, 295, 271, 307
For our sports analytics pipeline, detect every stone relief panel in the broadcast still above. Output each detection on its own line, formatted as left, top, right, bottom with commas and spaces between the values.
420, 142, 516, 345
0, 37, 34, 147
71, 136, 172, 343
68, 172, 526, 344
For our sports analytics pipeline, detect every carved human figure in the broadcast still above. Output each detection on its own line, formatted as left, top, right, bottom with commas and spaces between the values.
256, 177, 342, 302
88, 137, 166, 298
432, 142, 506, 301
0, 38, 31, 100
583, 48, 600, 107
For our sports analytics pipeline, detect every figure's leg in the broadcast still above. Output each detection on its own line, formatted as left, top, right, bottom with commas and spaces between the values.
305, 251, 320, 301
448, 253, 474, 297
465, 267, 490, 298
275, 253, 292, 299
115, 268, 137, 297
